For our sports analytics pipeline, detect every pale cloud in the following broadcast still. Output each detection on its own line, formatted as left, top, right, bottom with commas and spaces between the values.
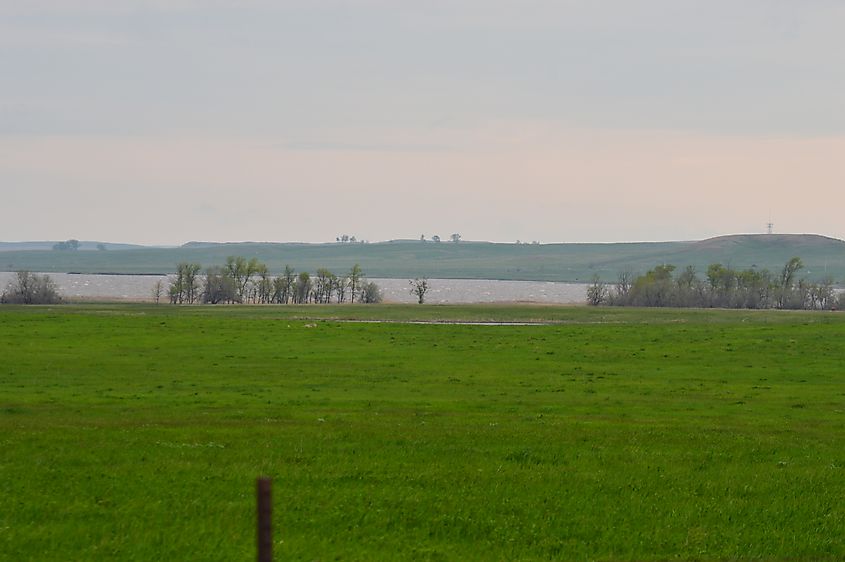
4, 0, 845, 136
1, 1, 844, 244
0, 25, 130, 48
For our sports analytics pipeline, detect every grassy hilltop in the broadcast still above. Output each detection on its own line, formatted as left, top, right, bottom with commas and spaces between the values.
1, 234, 845, 282
2, 304, 844, 560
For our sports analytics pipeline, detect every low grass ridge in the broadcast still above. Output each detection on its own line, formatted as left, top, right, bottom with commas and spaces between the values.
2, 233, 844, 282
2, 304, 845, 560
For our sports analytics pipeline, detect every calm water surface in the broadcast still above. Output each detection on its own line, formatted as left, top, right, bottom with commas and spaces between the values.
0, 272, 588, 304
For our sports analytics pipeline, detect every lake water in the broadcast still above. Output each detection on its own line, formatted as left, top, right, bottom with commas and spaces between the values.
0, 272, 588, 304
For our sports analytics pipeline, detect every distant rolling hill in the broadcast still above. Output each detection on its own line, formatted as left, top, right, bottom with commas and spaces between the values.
0, 241, 149, 252
1, 234, 843, 282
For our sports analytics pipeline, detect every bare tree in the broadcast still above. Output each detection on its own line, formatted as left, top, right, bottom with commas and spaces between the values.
277, 265, 295, 304
1, 271, 62, 304
450, 233, 461, 243
185, 263, 201, 304
151, 279, 164, 304
255, 263, 273, 304
409, 277, 429, 304
609, 269, 633, 304
348, 264, 363, 303
171, 263, 202, 304
335, 275, 349, 303
776, 257, 804, 309
817, 276, 836, 310
586, 274, 607, 306
315, 268, 335, 303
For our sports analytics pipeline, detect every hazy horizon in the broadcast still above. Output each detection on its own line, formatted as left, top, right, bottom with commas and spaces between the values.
3, 1, 844, 244
3, 231, 844, 248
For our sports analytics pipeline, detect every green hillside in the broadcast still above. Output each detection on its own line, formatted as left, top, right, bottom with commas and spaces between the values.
1, 234, 844, 282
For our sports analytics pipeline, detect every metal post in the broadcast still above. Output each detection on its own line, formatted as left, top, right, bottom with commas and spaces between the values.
257, 477, 272, 562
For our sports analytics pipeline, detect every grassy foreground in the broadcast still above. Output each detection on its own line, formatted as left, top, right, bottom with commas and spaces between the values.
1, 304, 844, 561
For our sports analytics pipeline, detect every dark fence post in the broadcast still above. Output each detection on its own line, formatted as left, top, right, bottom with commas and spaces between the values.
257, 477, 272, 562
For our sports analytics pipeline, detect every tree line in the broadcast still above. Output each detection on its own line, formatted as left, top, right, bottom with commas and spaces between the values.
587, 257, 842, 310
52, 239, 80, 251
166, 257, 383, 305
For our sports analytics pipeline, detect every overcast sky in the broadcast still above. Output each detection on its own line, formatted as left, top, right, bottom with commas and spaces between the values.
2, 1, 844, 244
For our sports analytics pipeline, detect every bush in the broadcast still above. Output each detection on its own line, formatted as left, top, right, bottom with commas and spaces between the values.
1, 271, 62, 304
360, 281, 383, 304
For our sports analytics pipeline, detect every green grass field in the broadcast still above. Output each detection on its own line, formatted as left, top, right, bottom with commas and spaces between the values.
2, 304, 845, 561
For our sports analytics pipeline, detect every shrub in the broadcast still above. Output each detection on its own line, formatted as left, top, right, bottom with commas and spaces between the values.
360, 281, 383, 304
1, 271, 62, 304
